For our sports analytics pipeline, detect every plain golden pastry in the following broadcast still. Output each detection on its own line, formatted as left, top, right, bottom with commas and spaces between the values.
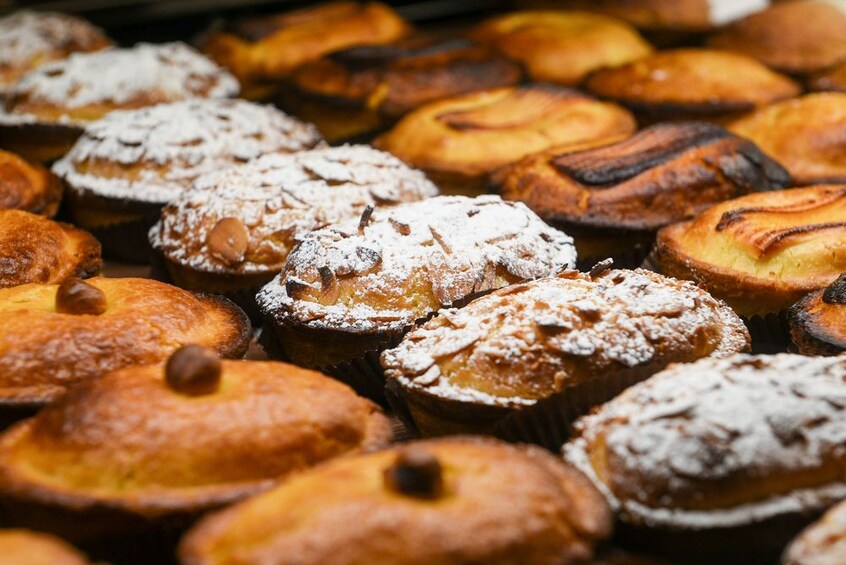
0, 277, 250, 410
788, 275, 846, 356
0, 148, 62, 216
493, 121, 791, 267
708, 0, 846, 75
584, 48, 800, 124
257, 195, 576, 401
0, 210, 100, 288
381, 267, 750, 448
783, 497, 846, 565
374, 85, 636, 195
285, 36, 523, 142
0, 10, 111, 99
564, 353, 846, 562
468, 10, 652, 86
180, 436, 612, 565
730, 93, 846, 185
0, 345, 392, 541
0, 529, 89, 564
202, 1, 411, 100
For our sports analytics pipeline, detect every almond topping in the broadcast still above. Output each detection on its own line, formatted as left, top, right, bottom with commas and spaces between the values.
207, 217, 249, 265
165, 344, 222, 396
55, 278, 107, 316
383, 447, 444, 499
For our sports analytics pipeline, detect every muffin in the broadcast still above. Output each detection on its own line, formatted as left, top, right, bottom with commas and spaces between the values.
0, 148, 63, 217
584, 48, 800, 124
0, 11, 111, 99
651, 185, 846, 351
0, 42, 239, 163
257, 195, 577, 401
708, 0, 846, 76
0, 277, 250, 412
493, 121, 791, 268
564, 354, 846, 562
381, 267, 749, 449
468, 11, 652, 86
730, 93, 846, 185
788, 275, 846, 356
783, 498, 846, 565
0, 344, 392, 545
180, 436, 612, 564
53, 98, 322, 262
0, 529, 89, 564
284, 36, 523, 142
202, 1, 411, 100
149, 145, 438, 320
374, 85, 636, 195
0, 210, 100, 288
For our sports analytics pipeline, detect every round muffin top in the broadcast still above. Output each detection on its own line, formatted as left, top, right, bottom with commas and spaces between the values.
0, 10, 111, 96
564, 354, 846, 529
783, 497, 846, 565
0, 348, 391, 517
730, 93, 846, 185
180, 436, 612, 565
653, 185, 846, 316
0, 148, 63, 217
557, 0, 766, 31
0, 277, 250, 407
469, 10, 652, 86
0, 529, 88, 565
257, 195, 577, 334
52, 98, 322, 204
789, 275, 846, 356
151, 145, 437, 275
0, 210, 101, 288
494, 121, 791, 231
1, 42, 239, 125
382, 268, 749, 407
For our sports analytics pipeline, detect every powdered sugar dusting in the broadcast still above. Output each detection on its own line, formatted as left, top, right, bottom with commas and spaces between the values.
381, 269, 749, 406
565, 354, 846, 529
52, 98, 322, 203
257, 195, 577, 333
149, 145, 439, 274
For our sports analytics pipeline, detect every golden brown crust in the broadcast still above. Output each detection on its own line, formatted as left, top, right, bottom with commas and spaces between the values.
788, 275, 846, 356
652, 185, 846, 316
0, 529, 88, 564
0, 277, 250, 408
809, 62, 846, 93
0, 149, 62, 216
0, 210, 100, 288
179, 436, 612, 565
730, 93, 846, 185
584, 49, 800, 121
708, 0, 846, 75
494, 122, 791, 231
783, 498, 846, 565
469, 10, 652, 86
550, 0, 712, 32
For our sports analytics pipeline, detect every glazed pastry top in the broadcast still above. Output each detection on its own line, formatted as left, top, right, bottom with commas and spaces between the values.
0, 149, 63, 217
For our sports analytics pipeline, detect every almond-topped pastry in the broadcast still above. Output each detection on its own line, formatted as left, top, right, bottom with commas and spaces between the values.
0, 277, 249, 411
564, 354, 846, 562
783, 498, 846, 565
150, 145, 437, 320
0, 148, 62, 216
180, 437, 612, 565
202, 1, 411, 100
0, 210, 100, 288
788, 275, 846, 356
53, 98, 322, 262
0, 529, 89, 564
584, 48, 800, 124
708, 0, 846, 76
0, 345, 391, 542
730, 93, 846, 185
0, 42, 239, 163
257, 195, 576, 401
285, 36, 523, 142
381, 267, 749, 448
493, 122, 791, 268
374, 85, 635, 195
0, 11, 111, 99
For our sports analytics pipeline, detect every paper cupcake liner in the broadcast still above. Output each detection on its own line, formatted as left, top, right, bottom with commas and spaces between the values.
744, 311, 790, 354
577, 244, 653, 272
78, 526, 183, 565
89, 219, 156, 264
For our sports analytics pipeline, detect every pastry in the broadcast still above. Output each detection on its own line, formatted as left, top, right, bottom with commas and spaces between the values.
783, 498, 846, 565
788, 275, 846, 356
0, 529, 88, 564
0, 148, 63, 216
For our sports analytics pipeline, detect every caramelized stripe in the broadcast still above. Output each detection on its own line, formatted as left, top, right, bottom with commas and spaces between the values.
823, 274, 846, 305
330, 38, 475, 68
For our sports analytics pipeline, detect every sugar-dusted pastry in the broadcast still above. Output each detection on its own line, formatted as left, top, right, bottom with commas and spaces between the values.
783, 498, 846, 565
0, 148, 63, 216
0, 529, 89, 564
788, 275, 846, 356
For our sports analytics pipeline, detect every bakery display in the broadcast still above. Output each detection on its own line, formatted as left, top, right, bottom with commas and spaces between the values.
180, 436, 612, 564
202, 1, 411, 100
788, 275, 846, 356
0, 529, 89, 564
584, 48, 800, 124
0, 148, 63, 217
374, 85, 635, 194
285, 36, 523, 142
783, 497, 846, 565
493, 121, 791, 267
468, 10, 652, 86
53, 98, 322, 262
564, 353, 846, 562
382, 267, 749, 448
